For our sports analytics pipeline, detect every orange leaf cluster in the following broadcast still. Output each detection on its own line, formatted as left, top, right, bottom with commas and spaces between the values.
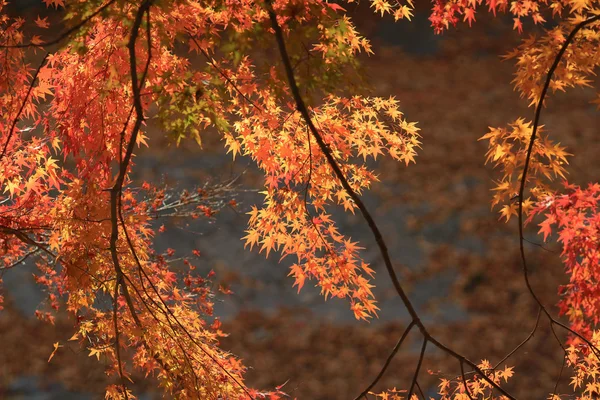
531, 183, 600, 340
237, 95, 420, 320
480, 118, 569, 221
437, 361, 514, 400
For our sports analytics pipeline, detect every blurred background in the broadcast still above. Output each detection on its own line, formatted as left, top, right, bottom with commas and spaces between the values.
2, 1, 600, 398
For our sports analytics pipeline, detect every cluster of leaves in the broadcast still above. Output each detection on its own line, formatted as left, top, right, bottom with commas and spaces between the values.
506, 19, 600, 107
435, 362, 514, 400
239, 95, 420, 320
530, 183, 600, 341
566, 331, 600, 398
370, 362, 514, 400
479, 118, 569, 221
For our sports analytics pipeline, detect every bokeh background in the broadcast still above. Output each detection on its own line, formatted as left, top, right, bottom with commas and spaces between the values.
2, 1, 600, 398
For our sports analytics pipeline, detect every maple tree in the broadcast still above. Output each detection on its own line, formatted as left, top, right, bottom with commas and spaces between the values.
2, 0, 600, 398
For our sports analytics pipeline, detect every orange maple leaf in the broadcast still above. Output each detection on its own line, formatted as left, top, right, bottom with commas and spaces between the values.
34, 16, 50, 28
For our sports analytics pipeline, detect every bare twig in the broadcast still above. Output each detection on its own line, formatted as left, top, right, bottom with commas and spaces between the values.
0, 248, 39, 271
460, 361, 475, 400
408, 338, 427, 400
354, 321, 416, 400
493, 306, 542, 369
551, 352, 567, 400
415, 381, 426, 400
0, 0, 117, 49
1, 53, 49, 161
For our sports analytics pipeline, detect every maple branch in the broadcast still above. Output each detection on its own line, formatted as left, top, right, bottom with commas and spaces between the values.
0, 225, 54, 258
0, 53, 49, 161
112, 5, 197, 390
120, 198, 254, 397
460, 361, 475, 400
106, 4, 199, 396
194, 42, 263, 113
522, 237, 558, 254
267, 0, 413, 327
149, 177, 244, 218
549, 320, 567, 352
121, 247, 205, 391
551, 352, 567, 399
266, 2, 516, 398
108, 1, 153, 396
408, 338, 427, 400
354, 321, 415, 400
0, 226, 112, 289
516, 13, 600, 357
103, 4, 252, 397
117, 270, 192, 390
297, 124, 357, 293
123, 264, 205, 392
415, 381, 426, 400
112, 268, 127, 396
492, 306, 542, 369
0, 0, 117, 49
0, 248, 39, 271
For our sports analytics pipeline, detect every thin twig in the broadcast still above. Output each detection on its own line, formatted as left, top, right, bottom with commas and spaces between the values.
0, 0, 117, 49
408, 338, 427, 400
193, 42, 263, 112
354, 321, 415, 400
493, 306, 542, 369
1, 53, 49, 161
0, 248, 39, 271
460, 361, 475, 400
551, 352, 567, 400
415, 381, 426, 400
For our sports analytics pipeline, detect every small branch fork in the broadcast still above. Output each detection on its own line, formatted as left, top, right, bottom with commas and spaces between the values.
266, 2, 515, 399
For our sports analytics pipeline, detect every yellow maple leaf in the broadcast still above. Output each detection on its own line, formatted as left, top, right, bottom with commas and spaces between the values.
48, 342, 62, 362
89, 347, 102, 360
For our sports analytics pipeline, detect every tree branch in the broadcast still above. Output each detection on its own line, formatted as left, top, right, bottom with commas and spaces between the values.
354, 321, 416, 400
408, 338, 427, 400
0, 0, 116, 49
265, 1, 516, 398
108, 1, 153, 396
516, 13, 600, 358
1, 53, 49, 161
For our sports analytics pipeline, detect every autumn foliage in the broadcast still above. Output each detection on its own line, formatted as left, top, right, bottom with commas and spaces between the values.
2, 0, 600, 398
